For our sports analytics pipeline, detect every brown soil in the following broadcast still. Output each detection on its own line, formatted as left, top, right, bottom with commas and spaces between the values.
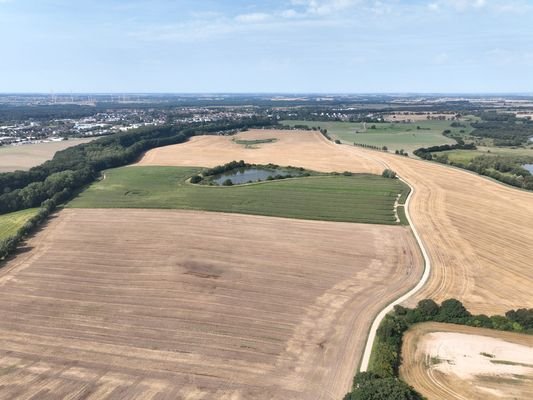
0, 209, 422, 399
137, 129, 533, 314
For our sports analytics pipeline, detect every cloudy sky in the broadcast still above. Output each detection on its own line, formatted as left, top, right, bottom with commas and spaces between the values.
0, 0, 532, 93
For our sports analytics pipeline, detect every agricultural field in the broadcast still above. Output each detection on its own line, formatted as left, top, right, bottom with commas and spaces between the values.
281, 120, 460, 154
0, 208, 39, 240
139, 129, 533, 315
137, 129, 383, 174
0, 208, 423, 399
439, 145, 533, 165
400, 322, 533, 400
0, 138, 94, 172
69, 166, 408, 225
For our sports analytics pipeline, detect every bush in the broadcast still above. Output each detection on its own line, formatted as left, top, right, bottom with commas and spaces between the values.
348, 374, 424, 400
189, 175, 202, 184
222, 179, 233, 186
335, 139, 341, 144
382, 169, 397, 179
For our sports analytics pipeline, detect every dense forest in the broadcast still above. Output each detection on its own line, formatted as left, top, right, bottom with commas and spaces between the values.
471, 112, 533, 146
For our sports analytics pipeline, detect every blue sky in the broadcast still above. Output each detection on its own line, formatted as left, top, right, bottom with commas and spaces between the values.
0, 0, 532, 93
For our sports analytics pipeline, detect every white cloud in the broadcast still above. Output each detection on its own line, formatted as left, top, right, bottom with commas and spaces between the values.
289, 0, 361, 16
235, 12, 271, 23
432, 52, 449, 64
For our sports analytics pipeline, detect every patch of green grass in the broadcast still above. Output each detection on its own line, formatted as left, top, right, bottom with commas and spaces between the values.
439, 146, 533, 165
480, 352, 495, 358
68, 166, 409, 225
282, 120, 458, 153
233, 138, 277, 147
0, 208, 40, 240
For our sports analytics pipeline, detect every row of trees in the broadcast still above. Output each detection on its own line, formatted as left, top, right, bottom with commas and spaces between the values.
0, 118, 273, 215
343, 299, 533, 400
413, 142, 476, 160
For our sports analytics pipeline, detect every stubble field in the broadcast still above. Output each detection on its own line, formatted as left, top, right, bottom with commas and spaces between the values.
0, 138, 94, 172
0, 208, 422, 399
138, 129, 533, 314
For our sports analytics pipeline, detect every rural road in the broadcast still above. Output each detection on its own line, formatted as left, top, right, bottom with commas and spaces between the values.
359, 172, 431, 371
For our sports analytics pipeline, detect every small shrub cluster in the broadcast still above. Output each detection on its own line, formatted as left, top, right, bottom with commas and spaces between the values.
203, 160, 251, 176
394, 149, 409, 157
382, 169, 397, 179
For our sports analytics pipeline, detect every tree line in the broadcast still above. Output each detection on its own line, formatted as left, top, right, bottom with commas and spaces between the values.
343, 299, 533, 400
0, 118, 273, 215
471, 112, 533, 146
413, 142, 476, 160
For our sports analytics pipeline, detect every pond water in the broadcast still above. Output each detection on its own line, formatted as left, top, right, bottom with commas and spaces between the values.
522, 164, 533, 173
213, 168, 293, 185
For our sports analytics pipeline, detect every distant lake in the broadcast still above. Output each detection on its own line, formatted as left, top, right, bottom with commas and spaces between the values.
213, 168, 292, 185
523, 164, 533, 174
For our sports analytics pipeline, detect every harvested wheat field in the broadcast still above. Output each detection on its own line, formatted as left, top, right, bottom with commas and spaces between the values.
137, 129, 383, 174
0, 208, 422, 399
138, 130, 533, 314
0, 138, 94, 172
400, 322, 533, 400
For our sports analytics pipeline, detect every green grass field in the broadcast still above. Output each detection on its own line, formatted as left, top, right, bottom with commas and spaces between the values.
282, 120, 460, 154
440, 146, 533, 164
68, 166, 409, 225
0, 208, 40, 240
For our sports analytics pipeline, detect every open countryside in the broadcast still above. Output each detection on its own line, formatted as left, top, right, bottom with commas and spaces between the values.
138, 129, 533, 315
2, 2, 533, 396
0, 208, 422, 399
69, 166, 409, 225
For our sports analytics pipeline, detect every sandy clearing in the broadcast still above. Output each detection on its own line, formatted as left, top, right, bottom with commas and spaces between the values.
401, 322, 533, 400
0, 208, 422, 399
137, 130, 533, 314
0, 138, 95, 172
136, 129, 383, 174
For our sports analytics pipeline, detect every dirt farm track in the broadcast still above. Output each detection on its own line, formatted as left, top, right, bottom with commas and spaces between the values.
0, 209, 422, 399
139, 129, 533, 314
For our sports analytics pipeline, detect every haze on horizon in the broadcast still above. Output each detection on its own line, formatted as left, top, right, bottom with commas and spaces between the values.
0, 0, 532, 93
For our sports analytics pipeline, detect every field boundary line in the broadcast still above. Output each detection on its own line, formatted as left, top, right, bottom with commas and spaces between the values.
357, 153, 432, 372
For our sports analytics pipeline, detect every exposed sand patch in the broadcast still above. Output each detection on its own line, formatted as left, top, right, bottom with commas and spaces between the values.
423, 332, 533, 380
401, 322, 533, 400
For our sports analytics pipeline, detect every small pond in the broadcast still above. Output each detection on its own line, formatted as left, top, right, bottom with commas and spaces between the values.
522, 164, 533, 174
213, 168, 294, 185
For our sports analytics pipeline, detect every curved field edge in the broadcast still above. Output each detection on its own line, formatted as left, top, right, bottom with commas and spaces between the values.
67, 165, 409, 225
400, 322, 533, 400
0, 208, 423, 399
359, 175, 430, 371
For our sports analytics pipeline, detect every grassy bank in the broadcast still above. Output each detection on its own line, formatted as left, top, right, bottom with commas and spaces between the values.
0, 208, 40, 241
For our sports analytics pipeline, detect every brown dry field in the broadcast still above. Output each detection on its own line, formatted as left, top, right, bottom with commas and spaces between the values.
0, 208, 422, 399
0, 138, 94, 172
136, 129, 383, 174
400, 322, 533, 400
138, 129, 533, 314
